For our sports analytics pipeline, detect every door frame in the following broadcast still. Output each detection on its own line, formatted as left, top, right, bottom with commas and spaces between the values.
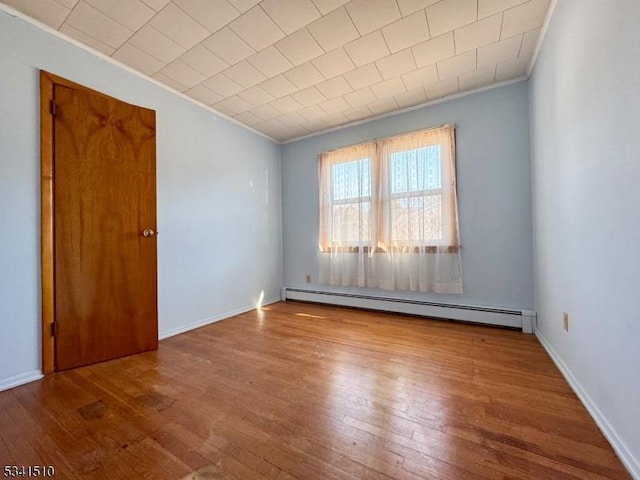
40, 70, 58, 375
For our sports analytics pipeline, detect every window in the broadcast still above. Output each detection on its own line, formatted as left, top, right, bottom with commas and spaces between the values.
319, 124, 459, 253
318, 125, 462, 293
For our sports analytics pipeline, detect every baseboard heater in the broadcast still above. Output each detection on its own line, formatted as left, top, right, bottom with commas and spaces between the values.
282, 288, 536, 333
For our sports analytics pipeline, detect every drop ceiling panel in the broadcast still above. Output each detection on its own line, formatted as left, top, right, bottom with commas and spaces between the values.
2, 0, 553, 142
260, 0, 320, 34
381, 10, 430, 53
173, 0, 240, 33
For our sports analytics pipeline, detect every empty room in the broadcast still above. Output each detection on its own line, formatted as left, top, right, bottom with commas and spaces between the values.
0, 0, 638, 478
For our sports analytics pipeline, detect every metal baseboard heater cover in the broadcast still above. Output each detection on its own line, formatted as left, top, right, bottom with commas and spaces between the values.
281, 288, 536, 333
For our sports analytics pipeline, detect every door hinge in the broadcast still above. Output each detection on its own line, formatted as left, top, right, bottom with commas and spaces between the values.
50, 100, 57, 116
51, 321, 59, 337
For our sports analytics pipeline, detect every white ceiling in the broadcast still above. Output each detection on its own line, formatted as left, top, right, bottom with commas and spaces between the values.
1, 0, 552, 142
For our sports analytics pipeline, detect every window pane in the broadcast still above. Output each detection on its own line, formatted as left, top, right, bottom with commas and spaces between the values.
332, 158, 371, 201
390, 146, 441, 194
391, 195, 442, 242
332, 201, 371, 243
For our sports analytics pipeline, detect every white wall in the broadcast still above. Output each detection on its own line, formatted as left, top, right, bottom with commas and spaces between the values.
281, 82, 534, 310
0, 11, 282, 389
529, 1, 640, 476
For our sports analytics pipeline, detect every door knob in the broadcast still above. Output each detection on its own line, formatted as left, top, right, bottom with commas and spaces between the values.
142, 229, 156, 237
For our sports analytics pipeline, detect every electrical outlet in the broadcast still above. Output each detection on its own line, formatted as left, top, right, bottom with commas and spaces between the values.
563, 312, 569, 331
305, 274, 311, 283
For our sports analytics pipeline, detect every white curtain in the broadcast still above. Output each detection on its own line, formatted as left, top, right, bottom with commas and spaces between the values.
318, 125, 462, 294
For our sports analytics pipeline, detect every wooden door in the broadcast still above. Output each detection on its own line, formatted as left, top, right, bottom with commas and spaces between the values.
51, 79, 158, 371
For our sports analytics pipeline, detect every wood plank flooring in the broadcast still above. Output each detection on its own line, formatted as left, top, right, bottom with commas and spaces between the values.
0, 301, 630, 479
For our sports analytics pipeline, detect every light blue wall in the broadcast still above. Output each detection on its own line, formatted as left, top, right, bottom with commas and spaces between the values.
0, 11, 282, 388
529, 1, 640, 476
282, 81, 534, 309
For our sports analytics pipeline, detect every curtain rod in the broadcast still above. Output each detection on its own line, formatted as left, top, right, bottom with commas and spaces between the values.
320, 123, 455, 155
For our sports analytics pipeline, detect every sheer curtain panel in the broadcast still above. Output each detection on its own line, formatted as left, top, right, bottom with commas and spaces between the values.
318, 125, 462, 293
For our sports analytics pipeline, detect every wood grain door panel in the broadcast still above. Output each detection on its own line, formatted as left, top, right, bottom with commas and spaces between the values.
53, 83, 157, 371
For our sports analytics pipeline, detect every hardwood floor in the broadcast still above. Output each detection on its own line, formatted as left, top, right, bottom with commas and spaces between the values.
0, 302, 630, 479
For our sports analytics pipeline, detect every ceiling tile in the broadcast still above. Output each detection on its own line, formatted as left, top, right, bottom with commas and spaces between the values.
234, 110, 262, 126
112, 43, 163, 75
343, 30, 390, 67
478, 0, 529, 19
425, 77, 459, 99
260, 75, 298, 98
501, 0, 551, 38
495, 56, 528, 81
149, 3, 210, 49
292, 86, 326, 106
216, 95, 254, 114
454, 13, 502, 54
396, 0, 440, 17
381, 10, 430, 53
247, 46, 293, 78
371, 77, 406, 98
318, 97, 350, 114
128, 25, 185, 63
401, 64, 438, 90
4, 0, 70, 28
59, 23, 115, 55
345, 0, 401, 36
227, 0, 260, 13
344, 62, 383, 90
477, 34, 522, 68
301, 117, 330, 131
260, 0, 321, 34
278, 112, 307, 127
224, 60, 267, 88
519, 28, 541, 60
315, 76, 353, 99
159, 59, 207, 88
237, 84, 275, 106
310, 0, 349, 15
394, 87, 427, 108
252, 103, 281, 120
228, 5, 285, 50
323, 112, 350, 127
185, 84, 223, 105
375, 49, 416, 80
153, 71, 188, 91
411, 32, 454, 68
140, 0, 170, 11
437, 50, 476, 79
274, 28, 324, 66
426, 0, 477, 38
284, 62, 325, 89
173, 0, 240, 33
271, 95, 303, 114
343, 87, 377, 107
307, 7, 359, 52
84, 0, 154, 31
202, 73, 243, 96
343, 105, 373, 121
201, 27, 254, 65
65, 1, 133, 48
55, 0, 80, 8
298, 105, 326, 121
179, 45, 228, 77
458, 65, 496, 90
367, 97, 398, 115
311, 48, 355, 79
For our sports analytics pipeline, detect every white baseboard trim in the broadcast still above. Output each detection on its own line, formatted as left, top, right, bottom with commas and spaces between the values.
0, 370, 44, 393
536, 330, 639, 480
283, 287, 536, 333
158, 297, 280, 340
